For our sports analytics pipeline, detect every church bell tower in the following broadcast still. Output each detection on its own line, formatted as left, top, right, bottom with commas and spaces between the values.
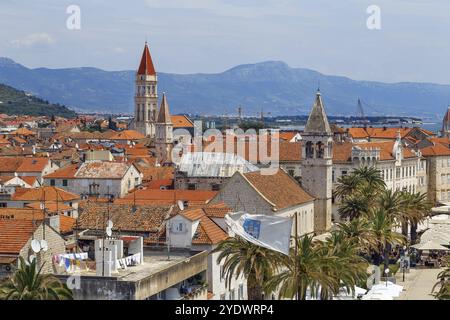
301, 90, 333, 233
133, 42, 158, 138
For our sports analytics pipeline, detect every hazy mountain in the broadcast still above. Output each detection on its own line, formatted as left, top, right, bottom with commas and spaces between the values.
0, 57, 449, 119
0, 82, 76, 118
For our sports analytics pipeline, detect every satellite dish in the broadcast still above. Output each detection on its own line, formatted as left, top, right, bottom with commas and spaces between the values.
31, 239, 41, 253
177, 200, 184, 211
40, 240, 48, 252
106, 227, 112, 237
107, 220, 113, 229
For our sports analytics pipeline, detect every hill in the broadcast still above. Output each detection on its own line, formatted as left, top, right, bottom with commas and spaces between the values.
0, 57, 449, 119
0, 82, 76, 118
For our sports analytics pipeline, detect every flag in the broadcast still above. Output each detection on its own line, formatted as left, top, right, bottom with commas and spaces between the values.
225, 212, 293, 255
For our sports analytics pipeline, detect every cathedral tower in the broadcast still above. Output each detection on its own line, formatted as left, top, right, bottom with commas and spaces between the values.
301, 90, 333, 233
133, 42, 158, 137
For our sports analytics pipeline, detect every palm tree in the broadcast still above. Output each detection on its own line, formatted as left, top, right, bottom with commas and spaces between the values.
367, 208, 405, 267
334, 166, 385, 201
337, 194, 370, 220
336, 217, 377, 253
335, 167, 386, 221
0, 257, 73, 300
264, 235, 367, 300
264, 235, 334, 300
319, 232, 369, 299
432, 265, 450, 300
401, 192, 431, 243
212, 237, 281, 300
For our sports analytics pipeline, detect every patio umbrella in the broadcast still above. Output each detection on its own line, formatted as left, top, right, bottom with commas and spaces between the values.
411, 240, 450, 251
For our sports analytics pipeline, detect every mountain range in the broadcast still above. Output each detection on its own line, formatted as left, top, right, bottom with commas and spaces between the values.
0, 57, 449, 119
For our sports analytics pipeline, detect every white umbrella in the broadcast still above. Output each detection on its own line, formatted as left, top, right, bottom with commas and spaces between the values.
411, 240, 450, 251
370, 283, 403, 298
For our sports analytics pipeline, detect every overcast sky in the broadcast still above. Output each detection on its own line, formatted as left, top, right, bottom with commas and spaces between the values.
0, 0, 449, 84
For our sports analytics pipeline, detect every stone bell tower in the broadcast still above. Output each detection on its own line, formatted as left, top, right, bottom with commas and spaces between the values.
301, 90, 333, 233
155, 93, 173, 164
133, 42, 158, 138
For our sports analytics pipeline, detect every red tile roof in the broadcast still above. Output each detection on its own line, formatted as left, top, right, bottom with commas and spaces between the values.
137, 43, 156, 75
0, 219, 38, 254
171, 115, 193, 128
242, 170, 314, 210
11, 186, 80, 202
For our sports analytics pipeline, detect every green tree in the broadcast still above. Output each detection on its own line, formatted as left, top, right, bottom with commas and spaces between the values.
264, 235, 367, 300
432, 265, 450, 300
212, 237, 281, 300
0, 257, 73, 300
367, 208, 405, 266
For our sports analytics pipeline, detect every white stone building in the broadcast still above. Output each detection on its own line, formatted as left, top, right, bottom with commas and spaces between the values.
43, 161, 142, 198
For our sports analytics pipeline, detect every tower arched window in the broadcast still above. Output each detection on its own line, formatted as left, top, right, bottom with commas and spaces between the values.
317, 142, 324, 159
305, 141, 314, 158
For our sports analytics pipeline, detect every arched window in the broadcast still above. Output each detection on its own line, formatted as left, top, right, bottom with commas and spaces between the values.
317, 142, 324, 159
305, 141, 314, 158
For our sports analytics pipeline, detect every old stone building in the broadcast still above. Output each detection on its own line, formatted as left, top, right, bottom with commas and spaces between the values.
300, 90, 333, 233
419, 138, 450, 205
210, 169, 315, 236
131, 42, 158, 138
0, 218, 66, 278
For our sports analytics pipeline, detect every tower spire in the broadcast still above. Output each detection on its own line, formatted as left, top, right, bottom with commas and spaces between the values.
157, 93, 172, 124
304, 90, 331, 134
137, 42, 156, 75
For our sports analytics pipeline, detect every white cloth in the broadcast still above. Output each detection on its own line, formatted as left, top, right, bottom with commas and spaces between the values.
225, 212, 293, 255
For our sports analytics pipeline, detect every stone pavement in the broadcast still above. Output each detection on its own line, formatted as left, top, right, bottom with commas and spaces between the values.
396, 267, 443, 300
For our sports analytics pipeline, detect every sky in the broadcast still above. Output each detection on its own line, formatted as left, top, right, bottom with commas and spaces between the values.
0, 0, 449, 84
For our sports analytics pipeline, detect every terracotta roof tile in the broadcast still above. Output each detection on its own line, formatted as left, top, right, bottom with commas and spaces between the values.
11, 186, 80, 202
171, 115, 193, 128
242, 170, 314, 210
0, 219, 38, 254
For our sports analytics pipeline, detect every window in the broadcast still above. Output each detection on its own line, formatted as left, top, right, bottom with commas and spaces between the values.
305, 141, 314, 158
341, 170, 347, 176
50, 179, 55, 186
441, 191, 446, 200
396, 168, 401, 179
62, 179, 68, 186
177, 222, 183, 232
0, 203, 6, 208
188, 183, 196, 190
212, 184, 220, 191
332, 170, 335, 182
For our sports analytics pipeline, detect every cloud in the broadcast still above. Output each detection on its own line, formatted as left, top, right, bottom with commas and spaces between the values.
10, 33, 55, 48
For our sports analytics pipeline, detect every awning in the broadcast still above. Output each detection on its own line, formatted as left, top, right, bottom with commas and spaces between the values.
411, 240, 450, 251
